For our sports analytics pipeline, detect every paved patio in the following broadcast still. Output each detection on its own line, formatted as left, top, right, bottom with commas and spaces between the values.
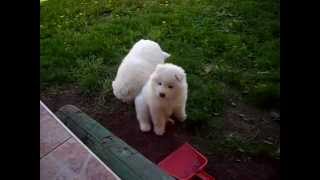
40, 101, 120, 180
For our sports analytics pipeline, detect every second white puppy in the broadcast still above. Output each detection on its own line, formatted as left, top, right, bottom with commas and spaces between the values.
112, 39, 170, 103
135, 63, 188, 136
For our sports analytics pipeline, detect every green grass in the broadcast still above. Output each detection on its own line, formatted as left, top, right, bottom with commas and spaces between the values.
192, 134, 279, 159
41, 0, 279, 126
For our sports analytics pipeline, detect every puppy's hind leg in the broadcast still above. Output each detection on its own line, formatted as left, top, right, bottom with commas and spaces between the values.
173, 104, 187, 122
134, 95, 151, 132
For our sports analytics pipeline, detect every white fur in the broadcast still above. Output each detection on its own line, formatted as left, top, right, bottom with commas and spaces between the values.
135, 63, 188, 136
112, 39, 170, 103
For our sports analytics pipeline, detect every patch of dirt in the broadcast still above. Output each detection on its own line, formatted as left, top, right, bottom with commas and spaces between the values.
205, 154, 279, 180
41, 86, 280, 180
223, 97, 280, 147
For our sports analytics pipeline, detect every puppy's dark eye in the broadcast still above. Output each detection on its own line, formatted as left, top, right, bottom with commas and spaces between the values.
158, 82, 162, 86
168, 85, 173, 89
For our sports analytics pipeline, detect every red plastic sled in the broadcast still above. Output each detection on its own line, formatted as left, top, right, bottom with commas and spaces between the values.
158, 143, 215, 180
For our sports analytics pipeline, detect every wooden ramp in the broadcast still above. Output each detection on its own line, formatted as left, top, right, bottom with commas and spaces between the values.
56, 104, 174, 180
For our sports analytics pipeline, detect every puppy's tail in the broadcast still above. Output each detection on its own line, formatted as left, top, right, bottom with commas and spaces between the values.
112, 81, 125, 99
112, 81, 132, 103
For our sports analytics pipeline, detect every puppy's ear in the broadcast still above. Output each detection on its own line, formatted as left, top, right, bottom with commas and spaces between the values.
162, 51, 170, 60
174, 73, 184, 82
174, 68, 186, 82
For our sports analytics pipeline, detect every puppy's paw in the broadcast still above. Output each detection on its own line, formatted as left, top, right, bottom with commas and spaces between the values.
140, 123, 151, 132
177, 114, 187, 122
168, 118, 175, 125
154, 126, 165, 136
121, 97, 132, 104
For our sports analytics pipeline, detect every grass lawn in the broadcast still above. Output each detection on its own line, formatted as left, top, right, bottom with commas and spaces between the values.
41, 0, 279, 161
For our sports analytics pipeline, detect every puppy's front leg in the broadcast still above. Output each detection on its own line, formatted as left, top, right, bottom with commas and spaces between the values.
150, 107, 166, 136
135, 95, 151, 132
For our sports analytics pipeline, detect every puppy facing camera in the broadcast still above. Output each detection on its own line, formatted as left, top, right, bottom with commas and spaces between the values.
112, 39, 170, 103
135, 63, 188, 136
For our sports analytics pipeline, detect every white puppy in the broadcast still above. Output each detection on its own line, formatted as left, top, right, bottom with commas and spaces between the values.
112, 39, 170, 103
135, 63, 188, 136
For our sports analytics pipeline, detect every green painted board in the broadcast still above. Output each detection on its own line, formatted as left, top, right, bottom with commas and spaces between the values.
56, 105, 174, 180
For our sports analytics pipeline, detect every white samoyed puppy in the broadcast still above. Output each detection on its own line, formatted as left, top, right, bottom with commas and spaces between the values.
112, 39, 170, 103
134, 63, 188, 136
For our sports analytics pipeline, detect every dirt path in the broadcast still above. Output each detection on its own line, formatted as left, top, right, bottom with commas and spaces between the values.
41, 86, 280, 180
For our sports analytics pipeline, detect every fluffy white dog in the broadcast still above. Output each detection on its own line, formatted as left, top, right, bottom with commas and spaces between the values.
112, 39, 170, 103
135, 63, 188, 136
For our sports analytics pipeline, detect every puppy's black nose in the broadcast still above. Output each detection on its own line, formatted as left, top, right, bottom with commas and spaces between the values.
159, 93, 166, 98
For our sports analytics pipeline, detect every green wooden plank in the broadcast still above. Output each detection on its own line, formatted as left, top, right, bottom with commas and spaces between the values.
56, 105, 174, 180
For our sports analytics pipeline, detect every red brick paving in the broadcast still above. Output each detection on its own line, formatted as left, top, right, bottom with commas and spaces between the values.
40, 102, 120, 180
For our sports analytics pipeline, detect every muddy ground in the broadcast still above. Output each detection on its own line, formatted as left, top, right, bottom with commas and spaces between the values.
40, 86, 280, 180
